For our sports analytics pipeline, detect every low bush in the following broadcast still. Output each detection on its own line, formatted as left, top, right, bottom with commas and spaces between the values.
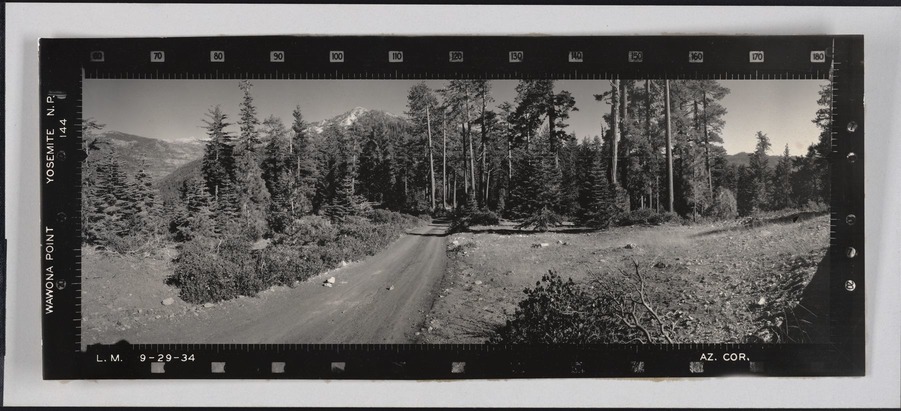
449, 209, 500, 232
286, 215, 337, 246
367, 209, 404, 225
493, 264, 678, 344
515, 207, 564, 231
468, 210, 500, 226
614, 209, 680, 226
491, 270, 626, 344
168, 239, 242, 304
707, 189, 739, 220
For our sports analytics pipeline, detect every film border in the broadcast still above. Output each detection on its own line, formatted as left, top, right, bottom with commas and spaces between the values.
39, 35, 864, 379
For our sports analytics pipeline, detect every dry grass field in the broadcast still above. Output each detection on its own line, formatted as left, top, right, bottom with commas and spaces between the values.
419, 210, 829, 344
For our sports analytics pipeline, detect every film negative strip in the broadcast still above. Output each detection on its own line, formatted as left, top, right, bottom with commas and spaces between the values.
40, 35, 864, 379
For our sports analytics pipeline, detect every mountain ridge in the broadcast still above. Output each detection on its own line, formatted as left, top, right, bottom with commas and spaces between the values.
94, 130, 206, 182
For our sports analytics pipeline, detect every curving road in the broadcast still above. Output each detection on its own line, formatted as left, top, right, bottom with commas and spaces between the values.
131, 221, 448, 344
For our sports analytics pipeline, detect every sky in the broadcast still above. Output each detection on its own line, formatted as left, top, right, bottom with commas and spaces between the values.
84, 78, 827, 156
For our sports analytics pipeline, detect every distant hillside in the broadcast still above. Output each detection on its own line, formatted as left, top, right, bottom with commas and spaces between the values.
724, 152, 782, 167
96, 131, 205, 181
157, 158, 202, 203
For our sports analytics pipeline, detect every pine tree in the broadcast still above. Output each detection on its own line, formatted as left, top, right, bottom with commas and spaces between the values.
736, 165, 755, 217
261, 115, 295, 233
406, 82, 440, 211
747, 131, 772, 213
132, 161, 161, 236
81, 120, 107, 243
171, 176, 215, 241
233, 80, 271, 238
89, 152, 136, 243
799, 82, 833, 204
291, 106, 318, 215
770, 144, 795, 210
507, 150, 543, 219
578, 137, 618, 228
508, 145, 561, 227
201, 105, 236, 208
213, 177, 240, 233
323, 174, 357, 221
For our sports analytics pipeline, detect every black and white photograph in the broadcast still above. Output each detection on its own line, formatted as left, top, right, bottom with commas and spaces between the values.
80, 77, 833, 346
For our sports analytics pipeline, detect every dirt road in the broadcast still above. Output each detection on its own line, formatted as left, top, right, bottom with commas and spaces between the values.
124, 222, 448, 344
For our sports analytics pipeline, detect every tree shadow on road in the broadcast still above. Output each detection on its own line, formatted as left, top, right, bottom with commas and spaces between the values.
407, 222, 452, 237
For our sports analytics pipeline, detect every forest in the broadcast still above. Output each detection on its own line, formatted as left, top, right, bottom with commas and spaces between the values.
81, 78, 831, 306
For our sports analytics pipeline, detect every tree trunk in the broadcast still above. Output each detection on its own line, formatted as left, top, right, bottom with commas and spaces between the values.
665, 80, 674, 213
427, 105, 436, 211
442, 112, 447, 209
645, 80, 653, 211
620, 80, 629, 189
702, 90, 713, 199
452, 172, 457, 209
484, 170, 491, 208
645, 80, 652, 144
610, 79, 619, 186
462, 121, 468, 195
481, 93, 489, 206
507, 139, 513, 181
547, 89, 558, 166
466, 93, 476, 203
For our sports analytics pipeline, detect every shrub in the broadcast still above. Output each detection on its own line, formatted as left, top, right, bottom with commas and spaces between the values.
449, 209, 500, 232
492, 270, 625, 344
168, 210, 427, 304
468, 210, 500, 226
707, 189, 738, 220
493, 264, 678, 344
367, 209, 411, 226
615, 209, 679, 226
650, 211, 680, 225
515, 207, 563, 231
168, 240, 240, 304
287, 215, 337, 246
260, 244, 302, 285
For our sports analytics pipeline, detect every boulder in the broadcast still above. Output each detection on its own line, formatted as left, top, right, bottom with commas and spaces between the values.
203, 302, 215, 308
624, 243, 637, 249
474, 280, 483, 285
326, 277, 336, 284
161, 298, 175, 306
388, 285, 395, 291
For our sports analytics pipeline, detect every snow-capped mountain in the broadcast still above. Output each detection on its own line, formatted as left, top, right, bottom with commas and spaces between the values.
307, 106, 399, 134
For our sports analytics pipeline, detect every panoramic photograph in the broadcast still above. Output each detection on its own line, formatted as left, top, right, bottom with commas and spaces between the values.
80, 78, 832, 346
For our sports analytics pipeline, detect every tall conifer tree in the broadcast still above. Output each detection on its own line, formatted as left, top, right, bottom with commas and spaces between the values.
233, 80, 271, 238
